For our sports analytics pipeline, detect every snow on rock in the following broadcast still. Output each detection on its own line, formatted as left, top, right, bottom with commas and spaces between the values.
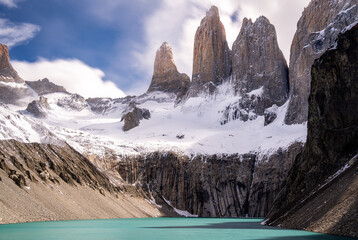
163, 197, 198, 217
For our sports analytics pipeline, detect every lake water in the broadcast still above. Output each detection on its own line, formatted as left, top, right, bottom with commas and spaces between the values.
0, 218, 355, 240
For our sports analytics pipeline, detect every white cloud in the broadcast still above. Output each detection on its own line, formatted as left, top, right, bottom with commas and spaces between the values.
133, 0, 310, 79
12, 58, 126, 99
0, 18, 40, 48
0, 0, 20, 8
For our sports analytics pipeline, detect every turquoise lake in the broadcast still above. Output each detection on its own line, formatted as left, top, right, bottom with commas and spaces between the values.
0, 218, 355, 240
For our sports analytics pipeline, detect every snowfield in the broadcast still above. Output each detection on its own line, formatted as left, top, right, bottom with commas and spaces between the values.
0, 81, 307, 159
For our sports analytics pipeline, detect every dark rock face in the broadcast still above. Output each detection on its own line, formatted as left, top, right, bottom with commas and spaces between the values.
248, 143, 303, 217
267, 24, 358, 237
188, 6, 231, 97
232, 16, 288, 119
285, 0, 358, 124
122, 107, 151, 131
26, 78, 68, 95
26, 96, 51, 118
116, 143, 303, 217
147, 42, 190, 100
0, 43, 23, 83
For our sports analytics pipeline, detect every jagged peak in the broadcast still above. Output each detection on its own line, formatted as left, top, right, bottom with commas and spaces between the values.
255, 15, 270, 24
241, 16, 272, 29
158, 41, 172, 52
200, 5, 221, 25
154, 41, 177, 75
207, 5, 219, 18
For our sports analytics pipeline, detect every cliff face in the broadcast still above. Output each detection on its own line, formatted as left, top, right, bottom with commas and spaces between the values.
116, 143, 303, 217
188, 6, 231, 97
267, 23, 358, 237
285, 0, 358, 124
147, 42, 190, 100
231, 16, 288, 119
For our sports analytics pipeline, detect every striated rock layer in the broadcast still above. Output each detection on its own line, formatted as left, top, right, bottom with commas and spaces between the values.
285, 0, 358, 124
231, 16, 288, 121
116, 143, 303, 217
188, 6, 231, 97
267, 23, 358, 238
147, 42, 190, 100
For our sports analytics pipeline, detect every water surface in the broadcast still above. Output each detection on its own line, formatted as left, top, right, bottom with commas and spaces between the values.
0, 218, 355, 240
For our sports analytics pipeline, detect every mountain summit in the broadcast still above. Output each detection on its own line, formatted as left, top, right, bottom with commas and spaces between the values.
231, 16, 288, 119
188, 6, 231, 97
147, 42, 190, 99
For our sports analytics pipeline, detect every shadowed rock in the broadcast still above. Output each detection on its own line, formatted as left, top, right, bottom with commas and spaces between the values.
267, 23, 358, 238
285, 0, 358, 124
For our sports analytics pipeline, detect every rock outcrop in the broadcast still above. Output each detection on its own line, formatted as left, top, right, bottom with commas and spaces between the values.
285, 0, 358, 124
231, 16, 288, 120
26, 96, 51, 118
116, 143, 303, 217
26, 78, 68, 95
0, 43, 23, 83
147, 42, 190, 100
122, 106, 151, 131
188, 6, 231, 97
267, 23, 358, 237
56, 94, 88, 111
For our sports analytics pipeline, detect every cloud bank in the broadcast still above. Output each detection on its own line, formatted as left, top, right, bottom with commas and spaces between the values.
12, 58, 126, 99
0, 18, 40, 48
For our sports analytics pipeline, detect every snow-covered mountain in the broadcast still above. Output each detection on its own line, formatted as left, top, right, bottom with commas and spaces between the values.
0, 0, 357, 225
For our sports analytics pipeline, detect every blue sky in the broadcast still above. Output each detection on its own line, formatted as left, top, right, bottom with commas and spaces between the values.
0, 0, 310, 98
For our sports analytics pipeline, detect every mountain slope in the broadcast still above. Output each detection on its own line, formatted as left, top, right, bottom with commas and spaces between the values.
0, 139, 163, 223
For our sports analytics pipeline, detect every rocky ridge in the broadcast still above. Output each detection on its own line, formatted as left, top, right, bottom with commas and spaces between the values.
26, 78, 68, 96
285, 0, 358, 124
